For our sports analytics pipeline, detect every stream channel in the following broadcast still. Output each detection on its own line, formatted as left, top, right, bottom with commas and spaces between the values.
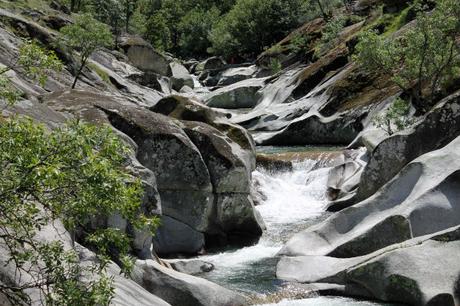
192, 146, 393, 306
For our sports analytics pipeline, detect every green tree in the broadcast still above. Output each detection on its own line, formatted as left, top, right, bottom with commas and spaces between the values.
373, 98, 414, 135
144, 12, 172, 51
209, 0, 307, 58
59, 14, 113, 89
90, 0, 125, 45
178, 7, 220, 57
355, 0, 460, 111
0, 117, 158, 305
0, 41, 62, 106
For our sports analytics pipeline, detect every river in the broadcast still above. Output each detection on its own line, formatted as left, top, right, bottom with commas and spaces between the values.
193, 147, 390, 306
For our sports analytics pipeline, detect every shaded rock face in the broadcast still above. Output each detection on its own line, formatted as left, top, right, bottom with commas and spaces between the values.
101, 105, 263, 249
119, 35, 171, 76
277, 136, 460, 305
44, 91, 262, 254
133, 260, 246, 306
195, 57, 227, 73
153, 216, 205, 255
356, 91, 460, 202
150, 95, 257, 171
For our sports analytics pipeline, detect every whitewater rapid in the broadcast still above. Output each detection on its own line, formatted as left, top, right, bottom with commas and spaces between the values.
197, 156, 387, 305
197, 159, 330, 293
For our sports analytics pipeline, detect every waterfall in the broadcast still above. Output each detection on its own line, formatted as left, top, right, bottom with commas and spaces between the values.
196, 154, 387, 305
197, 159, 332, 294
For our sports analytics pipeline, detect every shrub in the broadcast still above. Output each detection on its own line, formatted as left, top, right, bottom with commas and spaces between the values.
373, 98, 414, 135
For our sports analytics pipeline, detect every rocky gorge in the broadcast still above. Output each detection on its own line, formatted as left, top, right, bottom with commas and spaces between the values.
0, 0, 460, 305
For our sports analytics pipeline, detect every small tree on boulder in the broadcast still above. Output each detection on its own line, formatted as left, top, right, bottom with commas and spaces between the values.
59, 14, 113, 89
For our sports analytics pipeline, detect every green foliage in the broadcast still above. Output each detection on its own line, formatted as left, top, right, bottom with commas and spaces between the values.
59, 14, 113, 88
289, 34, 310, 54
209, 0, 307, 58
373, 98, 414, 135
144, 12, 172, 52
269, 58, 283, 74
89, 0, 125, 38
315, 15, 346, 56
88, 62, 111, 84
355, 0, 460, 111
303, 0, 344, 21
0, 117, 158, 304
178, 7, 220, 58
0, 41, 62, 106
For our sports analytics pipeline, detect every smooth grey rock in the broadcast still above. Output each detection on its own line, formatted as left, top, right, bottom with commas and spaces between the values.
217, 66, 257, 86
153, 216, 205, 255
119, 35, 170, 76
257, 111, 364, 146
133, 260, 247, 306
277, 226, 460, 306
326, 148, 367, 201
346, 238, 460, 305
357, 91, 460, 202
280, 136, 460, 258
195, 57, 227, 73
168, 62, 194, 91
168, 260, 214, 275
205, 78, 264, 109
77, 246, 171, 306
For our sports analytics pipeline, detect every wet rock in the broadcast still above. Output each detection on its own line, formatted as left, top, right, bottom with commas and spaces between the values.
132, 260, 247, 306
168, 260, 214, 275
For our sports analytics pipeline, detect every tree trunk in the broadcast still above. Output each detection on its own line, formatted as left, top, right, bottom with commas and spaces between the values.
316, 0, 329, 21
71, 60, 86, 89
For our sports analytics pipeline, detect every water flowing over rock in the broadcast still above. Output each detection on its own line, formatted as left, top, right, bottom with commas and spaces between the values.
277, 136, 460, 305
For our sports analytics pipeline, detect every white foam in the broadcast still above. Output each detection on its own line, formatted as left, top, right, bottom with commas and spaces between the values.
260, 297, 385, 306
254, 160, 330, 225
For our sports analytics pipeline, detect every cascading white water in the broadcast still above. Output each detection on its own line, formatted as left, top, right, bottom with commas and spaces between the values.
197, 156, 386, 305
197, 159, 331, 294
